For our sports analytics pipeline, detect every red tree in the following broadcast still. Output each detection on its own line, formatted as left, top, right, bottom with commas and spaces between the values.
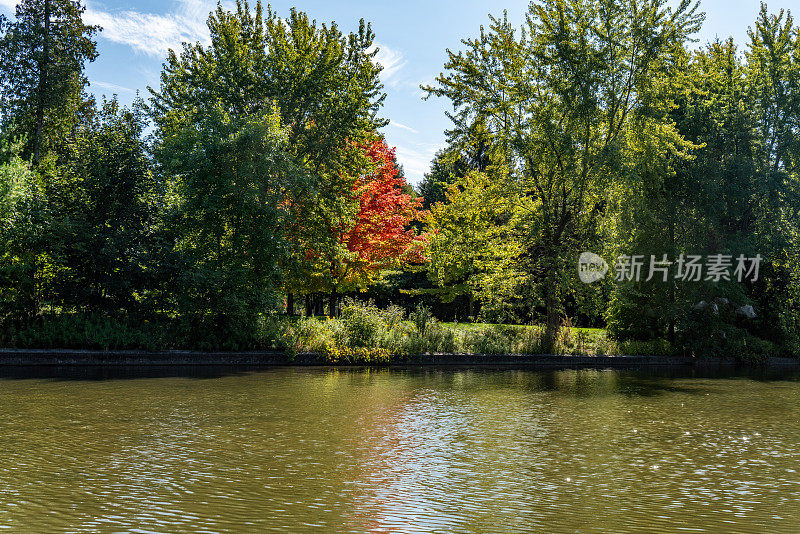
344, 138, 426, 276
284, 137, 427, 315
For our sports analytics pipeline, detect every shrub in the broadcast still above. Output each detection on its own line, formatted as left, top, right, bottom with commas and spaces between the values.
321, 339, 393, 364
441, 328, 457, 353
0, 313, 169, 351
422, 319, 445, 353
519, 326, 544, 354
619, 338, 673, 356
381, 304, 406, 330
464, 325, 513, 354
340, 299, 384, 348
410, 304, 433, 334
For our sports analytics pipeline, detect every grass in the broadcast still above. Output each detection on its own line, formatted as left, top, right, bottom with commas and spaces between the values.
278, 302, 628, 360
0, 301, 678, 359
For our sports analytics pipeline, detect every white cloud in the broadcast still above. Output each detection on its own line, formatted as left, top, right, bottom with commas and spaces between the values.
83, 0, 218, 57
393, 142, 439, 184
371, 42, 406, 86
91, 80, 135, 94
0, 0, 222, 57
389, 120, 418, 134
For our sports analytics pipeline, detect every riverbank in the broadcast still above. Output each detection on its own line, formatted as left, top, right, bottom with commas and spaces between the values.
1, 349, 798, 369
4, 308, 787, 362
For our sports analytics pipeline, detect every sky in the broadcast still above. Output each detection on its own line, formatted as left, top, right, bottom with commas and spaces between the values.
0, 0, 776, 184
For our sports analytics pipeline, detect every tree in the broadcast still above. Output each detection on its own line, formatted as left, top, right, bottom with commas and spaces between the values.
150, 1, 387, 338
425, 171, 522, 321
0, 146, 47, 321
419, 118, 495, 210
424, 0, 703, 349
299, 138, 426, 315
161, 105, 299, 344
606, 6, 800, 356
419, 149, 461, 210
150, 1, 385, 180
742, 5, 800, 345
0, 0, 98, 164
44, 99, 160, 315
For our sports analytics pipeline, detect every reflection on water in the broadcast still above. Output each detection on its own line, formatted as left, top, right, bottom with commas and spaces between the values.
0, 367, 799, 532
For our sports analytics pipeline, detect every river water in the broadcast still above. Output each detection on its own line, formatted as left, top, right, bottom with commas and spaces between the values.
0, 366, 799, 533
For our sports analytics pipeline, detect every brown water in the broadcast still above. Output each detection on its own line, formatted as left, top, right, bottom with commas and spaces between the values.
0, 367, 799, 533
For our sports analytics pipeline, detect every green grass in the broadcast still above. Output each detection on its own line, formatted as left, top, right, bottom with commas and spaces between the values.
281, 308, 624, 357
1, 303, 675, 358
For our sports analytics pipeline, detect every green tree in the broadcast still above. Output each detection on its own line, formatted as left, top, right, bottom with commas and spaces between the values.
607, 5, 800, 357
743, 4, 800, 346
150, 1, 386, 338
44, 99, 160, 315
425, 0, 702, 348
425, 172, 522, 321
419, 118, 495, 210
0, 147, 48, 321
0, 0, 98, 164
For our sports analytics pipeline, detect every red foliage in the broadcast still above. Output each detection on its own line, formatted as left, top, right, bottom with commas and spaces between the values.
344, 138, 427, 275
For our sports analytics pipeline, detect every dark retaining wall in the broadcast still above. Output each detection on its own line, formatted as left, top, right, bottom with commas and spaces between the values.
0, 349, 798, 369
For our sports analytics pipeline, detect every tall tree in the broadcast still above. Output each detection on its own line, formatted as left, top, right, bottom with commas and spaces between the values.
744, 4, 800, 344
307, 138, 426, 315
150, 1, 387, 338
0, 0, 98, 164
425, 171, 522, 321
419, 117, 495, 210
607, 5, 800, 356
0, 145, 46, 321
46, 99, 160, 315
425, 0, 703, 348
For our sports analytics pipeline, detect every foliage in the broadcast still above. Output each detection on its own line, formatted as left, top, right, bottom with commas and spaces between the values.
159, 102, 298, 342
0, 151, 46, 321
0, 0, 799, 363
0, 0, 98, 163
424, 171, 523, 318
339, 298, 385, 347
148, 0, 391, 334
424, 0, 704, 349
299, 138, 426, 308
45, 99, 159, 314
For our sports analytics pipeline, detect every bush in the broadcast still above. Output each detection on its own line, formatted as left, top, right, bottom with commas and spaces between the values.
519, 326, 544, 354
441, 328, 457, 353
619, 338, 673, 356
421, 319, 445, 353
0, 313, 169, 351
464, 325, 513, 354
381, 304, 406, 330
320, 341, 393, 364
410, 304, 433, 334
340, 299, 384, 348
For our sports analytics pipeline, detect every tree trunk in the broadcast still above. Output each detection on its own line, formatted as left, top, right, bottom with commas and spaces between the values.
668, 212, 676, 344
544, 282, 560, 354
33, 0, 50, 165
329, 290, 338, 318
286, 292, 295, 316
542, 250, 562, 354
305, 294, 313, 317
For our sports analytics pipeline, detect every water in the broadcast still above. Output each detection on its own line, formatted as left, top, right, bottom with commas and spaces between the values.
1, 366, 799, 533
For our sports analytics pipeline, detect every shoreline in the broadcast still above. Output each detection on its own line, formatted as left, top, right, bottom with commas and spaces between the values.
0, 349, 798, 369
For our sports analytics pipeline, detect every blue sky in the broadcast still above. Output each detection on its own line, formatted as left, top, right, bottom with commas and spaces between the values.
0, 0, 773, 184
